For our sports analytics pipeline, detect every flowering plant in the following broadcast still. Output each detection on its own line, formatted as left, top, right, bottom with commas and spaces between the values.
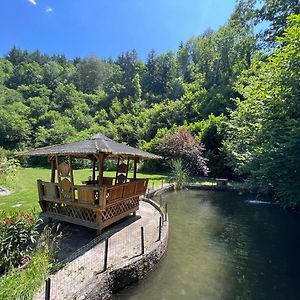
0, 211, 40, 273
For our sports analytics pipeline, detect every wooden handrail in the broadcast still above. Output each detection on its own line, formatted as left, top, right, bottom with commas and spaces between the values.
38, 178, 149, 209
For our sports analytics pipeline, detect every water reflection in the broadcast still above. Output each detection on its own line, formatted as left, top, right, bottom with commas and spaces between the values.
114, 190, 300, 300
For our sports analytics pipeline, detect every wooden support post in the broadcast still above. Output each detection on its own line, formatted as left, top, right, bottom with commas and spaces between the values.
98, 154, 105, 187
100, 187, 107, 210
96, 211, 102, 235
125, 158, 129, 181
37, 180, 44, 201
115, 158, 120, 184
133, 159, 138, 180
45, 278, 51, 300
92, 159, 96, 181
103, 238, 109, 271
68, 155, 75, 201
50, 157, 56, 183
55, 155, 62, 199
141, 226, 145, 255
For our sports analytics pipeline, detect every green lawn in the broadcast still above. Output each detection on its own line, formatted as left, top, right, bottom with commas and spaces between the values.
0, 168, 169, 213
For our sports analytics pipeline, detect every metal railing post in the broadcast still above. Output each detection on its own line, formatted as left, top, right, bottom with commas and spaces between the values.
141, 227, 145, 255
158, 216, 162, 241
165, 203, 168, 222
103, 238, 109, 271
45, 278, 51, 300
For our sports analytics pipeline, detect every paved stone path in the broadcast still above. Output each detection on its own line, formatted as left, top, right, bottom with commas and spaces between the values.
34, 200, 162, 300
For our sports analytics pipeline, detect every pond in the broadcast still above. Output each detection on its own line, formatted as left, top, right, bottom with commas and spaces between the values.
113, 190, 300, 300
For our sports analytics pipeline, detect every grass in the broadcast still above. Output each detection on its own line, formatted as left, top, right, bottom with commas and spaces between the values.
0, 167, 169, 213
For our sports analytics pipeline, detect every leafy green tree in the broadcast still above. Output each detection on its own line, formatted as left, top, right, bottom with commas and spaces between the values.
0, 87, 24, 105
132, 73, 142, 101
17, 84, 51, 100
224, 15, 300, 208
76, 56, 112, 93
235, 0, 299, 47
43, 61, 64, 89
0, 105, 31, 149
51, 83, 80, 112
35, 119, 77, 147
0, 59, 13, 85
7, 62, 43, 88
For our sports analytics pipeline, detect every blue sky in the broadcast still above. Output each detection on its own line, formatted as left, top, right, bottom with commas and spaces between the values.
0, 0, 237, 60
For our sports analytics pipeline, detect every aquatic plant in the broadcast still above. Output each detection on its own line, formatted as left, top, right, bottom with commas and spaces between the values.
170, 159, 189, 190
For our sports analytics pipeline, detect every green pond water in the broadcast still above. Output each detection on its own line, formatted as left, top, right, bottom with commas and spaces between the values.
113, 190, 300, 300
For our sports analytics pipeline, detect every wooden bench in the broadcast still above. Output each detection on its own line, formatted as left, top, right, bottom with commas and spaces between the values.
216, 178, 228, 186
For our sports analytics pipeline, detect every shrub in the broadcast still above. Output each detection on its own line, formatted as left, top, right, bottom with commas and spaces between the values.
0, 212, 40, 273
0, 150, 19, 188
160, 128, 209, 175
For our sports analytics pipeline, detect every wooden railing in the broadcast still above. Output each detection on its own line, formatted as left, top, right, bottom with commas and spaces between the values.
105, 179, 149, 206
37, 178, 149, 209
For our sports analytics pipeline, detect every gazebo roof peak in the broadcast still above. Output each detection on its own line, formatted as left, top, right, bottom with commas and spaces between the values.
89, 133, 113, 141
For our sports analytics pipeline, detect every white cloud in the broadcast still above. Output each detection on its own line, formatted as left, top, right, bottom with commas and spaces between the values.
28, 0, 37, 5
45, 7, 53, 13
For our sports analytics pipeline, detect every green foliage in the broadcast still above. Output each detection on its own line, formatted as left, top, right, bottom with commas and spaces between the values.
0, 2, 297, 210
0, 59, 13, 85
189, 114, 231, 177
224, 15, 300, 208
235, 0, 299, 47
0, 224, 61, 300
170, 159, 189, 190
160, 129, 209, 176
0, 151, 19, 187
0, 212, 40, 273
0, 248, 49, 300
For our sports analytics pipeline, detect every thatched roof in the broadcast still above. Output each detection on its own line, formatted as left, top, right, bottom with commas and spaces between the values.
20, 133, 161, 160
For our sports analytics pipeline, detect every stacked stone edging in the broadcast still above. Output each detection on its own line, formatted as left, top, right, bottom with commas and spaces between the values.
77, 220, 168, 300
186, 184, 235, 192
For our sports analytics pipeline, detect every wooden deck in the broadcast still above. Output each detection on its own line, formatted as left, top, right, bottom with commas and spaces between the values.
37, 178, 149, 232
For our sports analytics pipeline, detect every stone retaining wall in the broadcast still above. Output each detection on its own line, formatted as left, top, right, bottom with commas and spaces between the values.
187, 184, 235, 192
77, 219, 168, 300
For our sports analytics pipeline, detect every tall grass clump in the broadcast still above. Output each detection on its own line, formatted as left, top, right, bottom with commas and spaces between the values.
171, 159, 189, 190
0, 223, 62, 300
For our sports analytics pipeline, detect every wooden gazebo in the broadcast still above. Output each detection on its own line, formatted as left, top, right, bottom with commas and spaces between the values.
22, 133, 161, 233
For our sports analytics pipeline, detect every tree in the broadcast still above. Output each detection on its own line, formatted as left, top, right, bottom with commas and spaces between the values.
76, 56, 112, 93
235, 0, 300, 47
160, 129, 209, 175
52, 83, 80, 112
224, 15, 300, 208
0, 59, 13, 85
0, 105, 31, 149
132, 73, 142, 101
7, 62, 43, 88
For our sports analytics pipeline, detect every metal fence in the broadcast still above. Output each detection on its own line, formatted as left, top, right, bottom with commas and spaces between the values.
34, 204, 167, 300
